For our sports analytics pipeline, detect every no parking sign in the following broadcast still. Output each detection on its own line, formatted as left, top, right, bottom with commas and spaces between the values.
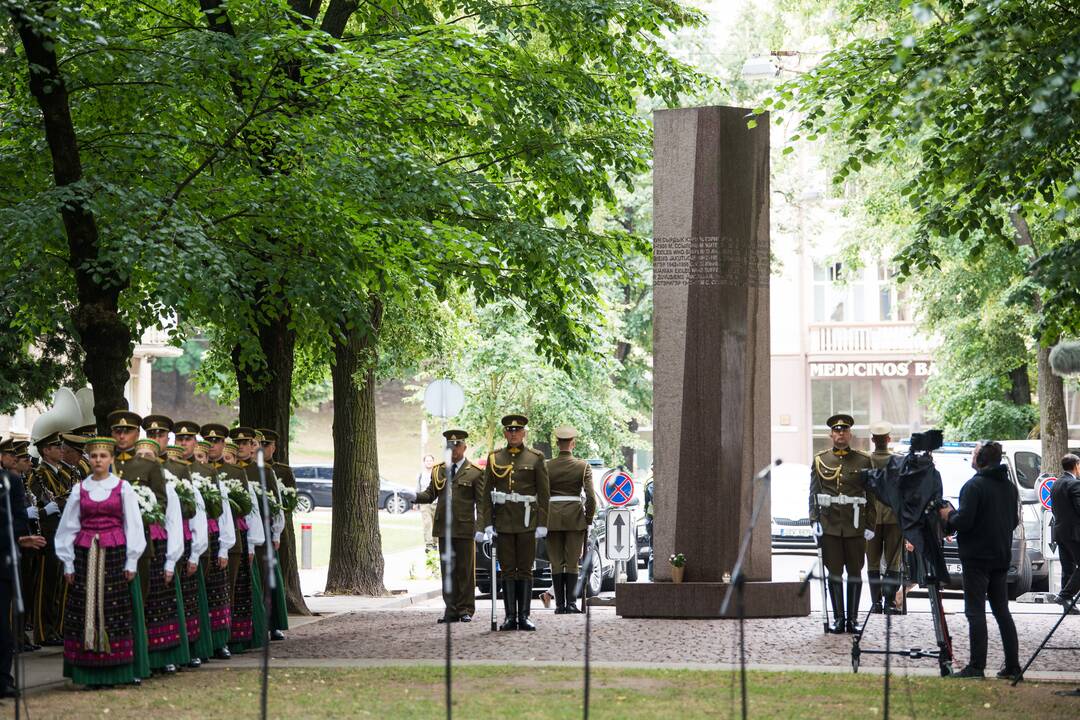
602, 469, 635, 507
1038, 476, 1055, 511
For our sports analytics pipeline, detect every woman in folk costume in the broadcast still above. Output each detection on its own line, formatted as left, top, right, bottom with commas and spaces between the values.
221, 439, 267, 652
132, 437, 189, 674
164, 445, 212, 666
55, 438, 147, 687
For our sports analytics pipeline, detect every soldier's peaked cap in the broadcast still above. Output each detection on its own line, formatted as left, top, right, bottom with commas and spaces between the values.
61, 433, 88, 448
200, 423, 229, 440
173, 420, 201, 437
142, 415, 174, 432
553, 425, 578, 440
501, 414, 528, 429
258, 429, 279, 443
74, 424, 98, 437
35, 431, 63, 447
229, 427, 257, 441
0, 438, 12, 453
443, 429, 468, 444
869, 421, 893, 437
826, 414, 855, 431
108, 410, 143, 430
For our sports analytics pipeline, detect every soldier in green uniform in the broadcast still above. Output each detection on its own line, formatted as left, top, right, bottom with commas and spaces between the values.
479, 414, 550, 631
809, 413, 876, 633
142, 415, 174, 462
415, 430, 484, 623
60, 433, 91, 481
26, 432, 72, 645
866, 421, 903, 615
73, 423, 97, 438
260, 429, 299, 619
545, 426, 596, 614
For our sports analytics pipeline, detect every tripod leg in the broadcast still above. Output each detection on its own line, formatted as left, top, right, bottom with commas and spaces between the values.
927, 583, 954, 676
1013, 594, 1077, 685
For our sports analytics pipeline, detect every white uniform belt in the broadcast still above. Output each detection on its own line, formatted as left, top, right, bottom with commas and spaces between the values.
550, 495, 581, 502
491, 491, 539, 527
815, 493, 867, 528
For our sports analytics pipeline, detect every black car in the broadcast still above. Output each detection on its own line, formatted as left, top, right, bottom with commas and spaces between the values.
292, 464, 416, 513
475, 538, 552, 597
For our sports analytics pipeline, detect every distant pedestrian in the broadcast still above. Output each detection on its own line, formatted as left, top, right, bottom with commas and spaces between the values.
940, 441, 1021, 679
1049, 454, 1080, 612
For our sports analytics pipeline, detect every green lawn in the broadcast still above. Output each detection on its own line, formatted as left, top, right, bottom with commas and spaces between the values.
30, 666, 1080, 719
292, 511, 423, 569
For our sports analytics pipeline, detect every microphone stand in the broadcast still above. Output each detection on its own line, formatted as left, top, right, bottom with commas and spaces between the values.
574, 533, 595, 720
441, 439, 454, 720
255, 450, 276, 720
2, 477, 25, 720
720, 460, 780, 720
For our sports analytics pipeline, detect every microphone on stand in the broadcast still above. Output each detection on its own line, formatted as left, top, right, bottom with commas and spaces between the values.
1049, 341, 1080, 376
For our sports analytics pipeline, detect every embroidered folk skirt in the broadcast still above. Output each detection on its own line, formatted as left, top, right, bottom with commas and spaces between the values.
62, 544, 136, 686
143, 538, 190, 668
204, 529, 232, 649
179, 539, 201, 644
228, 529, 255, 651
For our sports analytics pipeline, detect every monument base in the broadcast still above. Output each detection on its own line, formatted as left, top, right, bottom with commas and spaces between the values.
615, 581, 810, 619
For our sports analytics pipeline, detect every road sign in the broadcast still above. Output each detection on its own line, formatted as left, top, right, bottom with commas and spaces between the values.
423, 379, 464, 418
1038, 476, 1055, 511
602, 469, 635, 507
605, 508, 634, 561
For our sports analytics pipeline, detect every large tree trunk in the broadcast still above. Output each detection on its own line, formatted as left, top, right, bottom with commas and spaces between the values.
325, 300, 387, 595
1037, 343, 1068, 469
10, 1, 132, 431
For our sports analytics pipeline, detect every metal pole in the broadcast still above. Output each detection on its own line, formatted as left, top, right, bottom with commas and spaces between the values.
442, 424, 453, 720
3, 476, 25, 720
255, 448, 275, 720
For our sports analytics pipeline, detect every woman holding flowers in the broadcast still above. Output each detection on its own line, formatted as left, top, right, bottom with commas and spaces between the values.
219, 438, 266, 652
55, 437, 147, 687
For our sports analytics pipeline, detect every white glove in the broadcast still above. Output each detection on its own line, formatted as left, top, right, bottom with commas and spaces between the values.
474, 531, 486, 543
811, 521, 823, 538
484, 525, 495, 541
44, 502, 60, 516
26, 506, 39, 520
863, 529, 876, 542
535, 526, 548, 539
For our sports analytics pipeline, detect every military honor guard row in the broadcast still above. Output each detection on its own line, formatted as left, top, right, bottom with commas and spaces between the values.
414, 415, 596, 630
0, 411, 298, 689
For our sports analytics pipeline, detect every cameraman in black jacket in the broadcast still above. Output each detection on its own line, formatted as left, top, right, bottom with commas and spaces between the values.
939, 441, 1021, 680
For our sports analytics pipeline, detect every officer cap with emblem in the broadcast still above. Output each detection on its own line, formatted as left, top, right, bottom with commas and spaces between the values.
0, 438, 12, 454
35, 431, 63, 448
61, 433, 88, 450
869, 421, 892, 437
825, 414, 855, 431
443, 429, 468, 445
74, 424, 97, 437
501, 414, 528, 430
142, 415, 174, 433
258, 428, 278, 444
108, 410, 143, 430
84, 437, 116, 454
553, 425, 578, 441
173, 420, 201, 437
135, 438, 161, 453
200, 423, 229, 440
12, 440, 29, 454
229, 427, 257, 442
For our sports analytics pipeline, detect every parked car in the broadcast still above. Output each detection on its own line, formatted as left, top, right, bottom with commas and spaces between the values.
770, 462, 815, 555
475, 538, 552, 597
292, 464, 416, 513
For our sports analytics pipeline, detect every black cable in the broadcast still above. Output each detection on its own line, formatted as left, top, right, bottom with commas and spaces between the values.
255, 450, 275, 720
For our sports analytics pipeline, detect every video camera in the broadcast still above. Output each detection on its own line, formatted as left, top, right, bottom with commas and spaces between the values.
908, 429, 944, 454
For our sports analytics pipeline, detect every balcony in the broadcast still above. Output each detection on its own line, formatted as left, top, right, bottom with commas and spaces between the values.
134, 327, 183, 359
808, 322, 934, 355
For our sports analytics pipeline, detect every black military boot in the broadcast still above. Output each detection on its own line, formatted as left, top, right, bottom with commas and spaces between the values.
553, 574, 567, 614
883, 572, 903, 615
867, 571, 883, 614
517, 579, 536, 631
499, 579, 518, 631
845, 580, 863, 633
828, 579, 846, 633
565, 573, 582, 614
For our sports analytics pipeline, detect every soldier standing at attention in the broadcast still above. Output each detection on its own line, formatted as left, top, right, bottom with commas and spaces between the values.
415, 430, 484, 623
544, 426, 596, 614
809, 414, 876, 633
27, 432, 72, 646
479, 414, 550, 631
866, 421, 903, 615
260, 428, 298, 617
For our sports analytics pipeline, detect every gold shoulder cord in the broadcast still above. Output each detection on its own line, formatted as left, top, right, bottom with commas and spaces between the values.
488, 452, 514, 489
432, 464, 445, 491
813, 455, 842, 487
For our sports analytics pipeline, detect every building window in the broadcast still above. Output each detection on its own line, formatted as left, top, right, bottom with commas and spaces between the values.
880, 378, 911, 440
813, 261, 867, 323
811, 379, 871, 452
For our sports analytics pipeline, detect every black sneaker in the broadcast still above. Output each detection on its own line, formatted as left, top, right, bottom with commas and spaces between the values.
996, 666, 1022, 680
949, 666, 985, 679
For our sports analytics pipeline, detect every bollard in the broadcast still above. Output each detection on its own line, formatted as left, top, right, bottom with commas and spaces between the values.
301, 523, 313, 570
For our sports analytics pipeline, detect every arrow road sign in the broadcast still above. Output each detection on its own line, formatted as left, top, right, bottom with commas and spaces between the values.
605, 508, 634, 562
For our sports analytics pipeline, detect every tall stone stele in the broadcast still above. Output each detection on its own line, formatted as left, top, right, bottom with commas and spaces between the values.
616, 106, 809, 618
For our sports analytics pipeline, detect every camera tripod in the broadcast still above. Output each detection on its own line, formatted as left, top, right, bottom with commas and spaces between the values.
851, 562, 955, 677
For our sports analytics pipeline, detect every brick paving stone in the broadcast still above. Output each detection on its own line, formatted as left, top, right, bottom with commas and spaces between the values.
271, 603, 1080, 673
